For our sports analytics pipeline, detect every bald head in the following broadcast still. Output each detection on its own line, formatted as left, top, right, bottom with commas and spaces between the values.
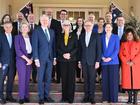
45, 8, 53, 19
88, 13, 95, 24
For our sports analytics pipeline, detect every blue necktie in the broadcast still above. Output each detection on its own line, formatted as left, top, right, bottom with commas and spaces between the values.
44, 29, 50, 42
118, 27, 123, 39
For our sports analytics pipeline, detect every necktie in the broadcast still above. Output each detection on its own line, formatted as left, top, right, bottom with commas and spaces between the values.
64, 33, 69, 46
118, 27, 123, 39
44, 29, 50, 42
30, 24, 34, 31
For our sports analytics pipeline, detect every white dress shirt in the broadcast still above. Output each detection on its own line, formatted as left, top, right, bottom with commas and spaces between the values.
85, 31, 92, 47
24, 37, 32, 54
105, 35, 111, 48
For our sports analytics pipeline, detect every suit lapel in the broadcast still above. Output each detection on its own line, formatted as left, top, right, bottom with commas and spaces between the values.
3, 34, 11, 49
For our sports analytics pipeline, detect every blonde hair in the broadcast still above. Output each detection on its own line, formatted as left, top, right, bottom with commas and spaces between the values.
19, 21, 30, 33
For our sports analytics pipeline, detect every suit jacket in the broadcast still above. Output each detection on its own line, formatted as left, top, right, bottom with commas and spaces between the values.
101, 34, 120, 65
79, 32, 101, 65
14, 34, 32, 60
112, 23, 126, 42
50, 19, 62, 36
32, 26, 55, 61
57, 32, 78, 62
0, 33, 15, 65
29, 23, 38, 36
12, 21, 20, 36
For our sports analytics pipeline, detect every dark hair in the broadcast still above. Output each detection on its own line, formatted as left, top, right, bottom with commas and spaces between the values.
3, 21, 12, 25
98, 17, 105, 22
105, 23, 112, 27
75, 17, 84, 28
117, 15, 124, 20
1, 14, 12, 25
73, 17, 85, 34
60, 9, 68, 14
124, 27, 139, 42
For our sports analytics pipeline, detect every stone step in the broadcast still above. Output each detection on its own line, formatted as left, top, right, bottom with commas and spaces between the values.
11, 82, 101, 92
9, 92, 138, 103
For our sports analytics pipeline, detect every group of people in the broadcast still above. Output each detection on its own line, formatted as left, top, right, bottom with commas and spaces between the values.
0, 8, 140, 105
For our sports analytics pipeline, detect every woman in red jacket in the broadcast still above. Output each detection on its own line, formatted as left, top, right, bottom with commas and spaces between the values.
119, 27, 140, 104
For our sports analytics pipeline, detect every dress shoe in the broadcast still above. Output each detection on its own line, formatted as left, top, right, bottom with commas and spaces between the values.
44, 97, 55, 102
81, 97, 89, 103
0, 98, 6, 104
68, 100, 73, 104
39, 99, 44, 104
6, 97, 16, 102
90, 99, 95, 104
24, 98, 30, 103
19, 99, 24, 104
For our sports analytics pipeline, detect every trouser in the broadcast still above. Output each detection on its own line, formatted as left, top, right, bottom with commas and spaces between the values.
59, 61, 76, 102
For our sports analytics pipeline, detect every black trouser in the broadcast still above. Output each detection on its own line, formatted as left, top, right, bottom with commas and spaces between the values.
82, 62, 96, 100
127, 90, 138, 104
59, 61, 76, 102
32, 62, 37, 82
52, 63, 61, 83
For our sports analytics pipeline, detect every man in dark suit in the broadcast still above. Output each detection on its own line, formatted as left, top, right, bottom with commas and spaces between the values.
112, 15, 126, 42
32, 15, 56, 104
45, 8, 62, 83
27, 13, 38, 83
112, 15, 126, 93
0, 21, 16, 104
12, 12, 24, 36
79, 20, 101, 104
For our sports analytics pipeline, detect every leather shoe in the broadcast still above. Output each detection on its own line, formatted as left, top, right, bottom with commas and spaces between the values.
0, 98, 6, 104
19, 99, 24, 104
38, 99, 44, 104
44, 97, 54, 102
6, 97, 16, 102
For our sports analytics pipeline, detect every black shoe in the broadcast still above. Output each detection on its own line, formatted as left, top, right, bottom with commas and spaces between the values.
81, 97, 89, 103
24, 98, 30, 103
6, 97, 16, 102
44, 97, 55, 102
0, 98, 6, 104
39, 99, 44, 104
19, 99, 24, 104
90, 99, 95, 104
68, 100, 73, 104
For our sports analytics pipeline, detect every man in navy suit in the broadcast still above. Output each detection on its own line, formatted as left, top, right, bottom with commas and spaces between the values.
0, 21, 16, 104
79, 20, 101, 104
32, 15, 56, 104
27, 13, 38, 83
45, 8, 62, 83
112, 15, 126, 42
